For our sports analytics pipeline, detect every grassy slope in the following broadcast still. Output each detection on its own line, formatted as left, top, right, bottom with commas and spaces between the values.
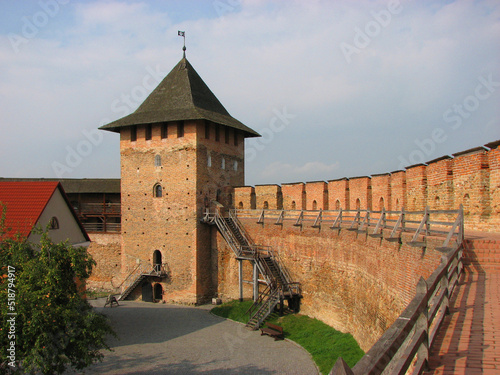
211, 300, 364, 374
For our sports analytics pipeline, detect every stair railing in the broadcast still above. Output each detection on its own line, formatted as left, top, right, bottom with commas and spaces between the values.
119, 262, 151, 300
212, 211, 243, 257
229, 209, 255, 248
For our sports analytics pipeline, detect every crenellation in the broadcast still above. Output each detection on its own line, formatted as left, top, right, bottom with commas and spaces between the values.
235, 142, 499, 231
371, 173, 391, 211
282, 182, 306, 210
348, 176, 372, 210
305, 181, 328, 210
328, 178, 350, 210
255, 184, 282, 209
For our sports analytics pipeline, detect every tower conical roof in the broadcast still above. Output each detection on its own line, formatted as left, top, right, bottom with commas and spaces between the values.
99, 57, 259, 137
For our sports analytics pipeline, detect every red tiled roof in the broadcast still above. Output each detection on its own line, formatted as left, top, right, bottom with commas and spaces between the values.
0, 181, 59, 238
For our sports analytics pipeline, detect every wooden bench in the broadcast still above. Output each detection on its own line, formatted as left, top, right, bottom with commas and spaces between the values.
260, 323, 284, 340
104, 295, 119, 308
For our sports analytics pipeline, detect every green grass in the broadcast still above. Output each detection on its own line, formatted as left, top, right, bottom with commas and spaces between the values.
85, 290, 112, 299
211, 299, 254, 323
211, 300, 364, 374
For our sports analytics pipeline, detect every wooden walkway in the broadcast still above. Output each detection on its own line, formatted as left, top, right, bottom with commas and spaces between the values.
425, 235, 500, 374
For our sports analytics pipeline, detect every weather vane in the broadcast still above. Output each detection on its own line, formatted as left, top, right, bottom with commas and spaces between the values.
178, 30, 186, 57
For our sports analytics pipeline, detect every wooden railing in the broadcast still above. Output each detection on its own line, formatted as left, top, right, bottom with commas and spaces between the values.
82, 222, 121, 233
331, 243, 463, 374
78, 202, 121, 215
233, 206, 464, 251
233, 206, 464, 374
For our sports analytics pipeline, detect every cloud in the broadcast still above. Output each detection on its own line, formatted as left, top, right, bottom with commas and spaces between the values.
0, 0, 498, 183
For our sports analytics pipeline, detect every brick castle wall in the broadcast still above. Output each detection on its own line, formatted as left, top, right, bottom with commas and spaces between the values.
234, 141, 500, 232
86, 233, 121, 291
216, 219, 446, 350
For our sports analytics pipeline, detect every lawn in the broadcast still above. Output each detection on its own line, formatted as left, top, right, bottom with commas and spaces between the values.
211, 300, 364, 374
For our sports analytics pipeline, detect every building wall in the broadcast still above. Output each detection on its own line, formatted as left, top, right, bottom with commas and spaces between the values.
29, 188, 88, 245
86, 233, 121, 291
216, 219, 445, 351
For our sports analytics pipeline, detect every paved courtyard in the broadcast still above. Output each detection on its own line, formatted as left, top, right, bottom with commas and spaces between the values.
81, 300, 318, 374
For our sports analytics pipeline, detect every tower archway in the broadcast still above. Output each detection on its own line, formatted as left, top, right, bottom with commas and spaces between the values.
153, 283, 163, 302
153, 250, 162, 272
141, 281, 153, 302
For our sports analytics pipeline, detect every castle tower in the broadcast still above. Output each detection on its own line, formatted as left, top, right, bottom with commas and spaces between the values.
100, 55, 259, 304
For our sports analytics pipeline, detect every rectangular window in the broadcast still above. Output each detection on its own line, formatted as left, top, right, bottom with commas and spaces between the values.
205, 122, 210, 139
215, 124, 220, 142
130, 126, 137, 142
161, 123, 168, 139
145, 124, 152, 140
234, 131, 238, 146
177, 121, 184, 138
225, 127, 230, 144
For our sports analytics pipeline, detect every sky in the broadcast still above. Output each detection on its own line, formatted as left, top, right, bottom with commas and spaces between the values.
0, 0, 499, 186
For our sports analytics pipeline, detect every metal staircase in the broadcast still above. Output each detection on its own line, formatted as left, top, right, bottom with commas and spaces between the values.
245, 285, 281, 329
118, 263, 169, 301
202, 208, 301, 329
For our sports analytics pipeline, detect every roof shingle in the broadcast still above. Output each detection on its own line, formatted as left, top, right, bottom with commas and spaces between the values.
99, 58, 260, 137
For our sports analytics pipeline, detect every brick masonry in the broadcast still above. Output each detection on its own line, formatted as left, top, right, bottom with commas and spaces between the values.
119, 120, 245, 304
215, 218, 446, 351
233, 141, 500, 232
86, 233, 121, 291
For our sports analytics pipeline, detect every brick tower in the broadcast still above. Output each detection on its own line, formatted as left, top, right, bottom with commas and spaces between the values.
100, 54, 259, 304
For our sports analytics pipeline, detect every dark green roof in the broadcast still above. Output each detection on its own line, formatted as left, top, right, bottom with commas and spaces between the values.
100, 58, 259, 137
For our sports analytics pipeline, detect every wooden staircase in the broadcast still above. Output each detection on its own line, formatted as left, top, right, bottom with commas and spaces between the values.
202, 208, 301, 329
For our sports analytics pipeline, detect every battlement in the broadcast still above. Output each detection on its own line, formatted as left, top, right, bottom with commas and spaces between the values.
234, 141, 500, 232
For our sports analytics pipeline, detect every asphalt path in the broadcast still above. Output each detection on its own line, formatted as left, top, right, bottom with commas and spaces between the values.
79, 299, 318, 374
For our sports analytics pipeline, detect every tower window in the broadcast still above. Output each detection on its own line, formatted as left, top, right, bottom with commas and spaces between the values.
215, 124, 220, 142
205, 122, 210, 139
233, 160, 238, 171
49, 217, 59, 230
154, 184, 162, 198
145, 124, 152, 140
225, 127, 230, 144
263, 201, 269, 209
312, 200, 317, 210
177, 121, 184, 138
207, 153, 212, 167
154, 155, 161, 167
161, 123, 168, 139
291, 201, 296, 210
221, 157, 225, 170
130, 126, 137, 142
238, 201, 244, 209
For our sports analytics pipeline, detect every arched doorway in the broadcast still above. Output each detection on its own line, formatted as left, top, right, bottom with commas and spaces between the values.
153, 283, 163, 302
141, 281, 153, 302
153, 250, 162, 272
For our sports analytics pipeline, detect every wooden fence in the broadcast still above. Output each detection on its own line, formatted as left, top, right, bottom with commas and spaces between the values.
232, 206, 464, 374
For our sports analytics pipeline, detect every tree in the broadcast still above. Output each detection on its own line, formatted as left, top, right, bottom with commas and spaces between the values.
0, 222, 115, 374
